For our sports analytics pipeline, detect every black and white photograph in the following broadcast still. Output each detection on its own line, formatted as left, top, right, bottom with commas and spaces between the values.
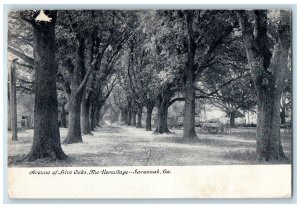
6, 8, 293, 198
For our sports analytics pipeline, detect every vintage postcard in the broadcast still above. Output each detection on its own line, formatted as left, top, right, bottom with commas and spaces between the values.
7, 9, 292, 199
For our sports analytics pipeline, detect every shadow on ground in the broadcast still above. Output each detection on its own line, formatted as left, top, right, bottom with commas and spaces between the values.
8, 124, 292, 167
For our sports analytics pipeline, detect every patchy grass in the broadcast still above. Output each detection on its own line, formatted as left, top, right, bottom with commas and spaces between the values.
8, 124, 292, 167
223, 150, 257, 162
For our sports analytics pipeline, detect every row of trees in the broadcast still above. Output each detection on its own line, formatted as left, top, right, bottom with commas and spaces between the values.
8, 9, 291, 162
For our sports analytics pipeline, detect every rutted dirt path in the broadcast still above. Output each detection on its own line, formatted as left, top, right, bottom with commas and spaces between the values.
8, 124, 292, 167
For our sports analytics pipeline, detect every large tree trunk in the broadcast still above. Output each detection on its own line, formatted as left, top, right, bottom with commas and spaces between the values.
60, 102, 67, 128
9, 59, 18, 141
63, 39, 86, 144
81, 96, 91, 135
145, 105, 154, 131
131, 110, 137, 126
136, 106, 143, 128
64, 92, 83, 144
229, 112, 236, 128
81, 72, 94, 134
256, 87, 286, 161
238, 10, 290, 161
124, 110, 129, 125
183, 70, 197, 141
127, 108, 132, 126
89, 103, 95, 129
183, 11, 198, 141
154, 93, 171, 134
25, 11, 67, 161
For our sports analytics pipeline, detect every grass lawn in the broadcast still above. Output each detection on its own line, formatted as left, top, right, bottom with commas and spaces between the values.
8, 124, 292, 167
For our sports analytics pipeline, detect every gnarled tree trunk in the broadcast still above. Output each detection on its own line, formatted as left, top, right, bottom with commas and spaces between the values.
64, 92, 83, 144
64, 37, 86, 144
256, 86, 285, 160
238, 10, 290, 161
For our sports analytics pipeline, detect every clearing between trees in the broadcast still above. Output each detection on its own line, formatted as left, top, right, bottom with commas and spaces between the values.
8, 124, 292, 167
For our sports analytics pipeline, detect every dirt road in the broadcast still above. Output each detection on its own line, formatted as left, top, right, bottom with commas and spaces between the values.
8, 124, 292, 167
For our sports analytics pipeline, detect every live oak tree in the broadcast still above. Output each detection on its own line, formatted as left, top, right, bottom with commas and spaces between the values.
20, 10, 67, 161
125, 29, 159, 131
184, 11, 240, 141
158, 10, 237, 140
199, 43, 256, 128
57, 10, 137, 143
58, 10, 106, 144
89, 73, 117, 130
139, 10, 185, 133
111, 84, 130, 123
151, 31, 184, 133
237, 10, 291, 161
207, 77, 256, 127
8, 10, 34, 68
8, 9, 292, 164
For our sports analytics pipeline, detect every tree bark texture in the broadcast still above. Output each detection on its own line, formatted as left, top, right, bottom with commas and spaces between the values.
26, 11, 67, 160
183, 11, 198, 141
64, 92, 83, 143
256, 87, 286, 160
64, 37, 86, 144
238, 10, 290, 160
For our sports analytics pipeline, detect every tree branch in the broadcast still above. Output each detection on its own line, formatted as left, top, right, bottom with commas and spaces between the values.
8, 46, 34, 65
11, 60, 34, 70
76, 67, 93, 94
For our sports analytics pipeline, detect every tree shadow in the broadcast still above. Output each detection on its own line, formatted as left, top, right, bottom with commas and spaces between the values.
93, 125, 124, 133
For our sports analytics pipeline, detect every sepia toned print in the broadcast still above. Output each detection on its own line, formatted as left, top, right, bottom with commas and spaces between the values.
7, 9, 292, 198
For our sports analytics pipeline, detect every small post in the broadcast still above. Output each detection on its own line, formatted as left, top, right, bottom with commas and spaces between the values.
9, 58, 18, 141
